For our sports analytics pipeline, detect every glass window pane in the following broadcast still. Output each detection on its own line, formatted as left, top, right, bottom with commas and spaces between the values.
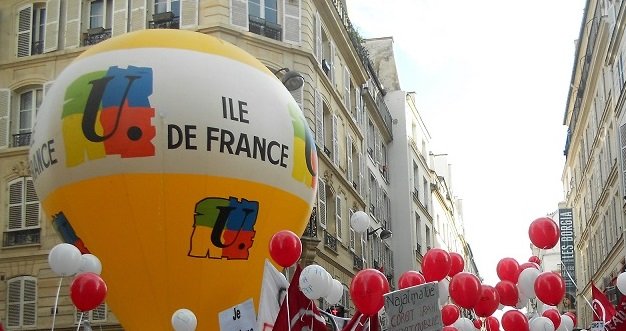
20, 91, 33, 111
265, 8, 277, 23
171, 0, 180, 16
154, 0, 167, 13
249, 0, 261, 18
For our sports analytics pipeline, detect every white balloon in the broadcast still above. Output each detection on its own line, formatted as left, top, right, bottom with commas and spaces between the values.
171, 308, 197, 331
453, 317, 475, 331
325, 279, 343, 305
350, 211, 370, 233
299, 265, 329, 300
438, 280, 450, 306
516, 285, 529, 309
557, 314, 574, 331
530, 317, 555, 331
48, 243, 82, 277
518, 268, 541, 299
323, 271, 334, 298
617, 272, 626, 295
78, 254, 102, 275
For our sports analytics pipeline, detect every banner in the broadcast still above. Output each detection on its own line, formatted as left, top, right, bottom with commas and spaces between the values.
558, 208, 576, 313
383, 282, 441, 331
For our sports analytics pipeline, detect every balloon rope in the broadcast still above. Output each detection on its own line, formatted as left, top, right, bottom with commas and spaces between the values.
51, 277, 63, 331
76, 312, 84, 331
286, 290, 291, 331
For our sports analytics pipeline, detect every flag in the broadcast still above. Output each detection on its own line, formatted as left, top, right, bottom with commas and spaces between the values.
605, 294, 626, 331
257, 259, 290, 331
592, 282, 616, 322
340, 310, 380, 331
273, 264, 328, 331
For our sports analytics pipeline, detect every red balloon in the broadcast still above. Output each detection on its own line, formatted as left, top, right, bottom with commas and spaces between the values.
350, 269, 390, 316
474, 285, 500, 317
441, 304, 460, 326
534, 272, 565, 306
269, 230, 302, 268
542, 309, 561, 329
496, 257, 520, 283
398, 271, 426, 289
528, 217, 559, 249
449, 252, 465, 277
422, 248, 451, 282
70, 272, 107, 312
528, 255, 541, 265
519, 262, 539, 271
564, 312, 577, 327
501, 310, 528, 331
449, 272, 482, 309
473, 319, 483, 329
442, 327, 458, 331
495, 280, 518, 307
485, 316, 500, 331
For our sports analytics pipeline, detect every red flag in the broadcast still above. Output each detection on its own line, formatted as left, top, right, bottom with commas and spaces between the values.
605, 294, 626, 331
592, 282, 616, 322
273, 264, 327, 331
340, 310, 380, 331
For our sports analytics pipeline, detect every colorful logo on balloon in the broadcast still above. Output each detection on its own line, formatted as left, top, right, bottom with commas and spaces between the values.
188, 197, 259, 260
52, 212, 90, 254
288, 102, 317, 188
61, 65, 156, 167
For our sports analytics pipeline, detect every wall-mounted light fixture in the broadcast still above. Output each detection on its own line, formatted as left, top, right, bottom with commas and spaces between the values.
367, 226, 392, 240
273, 67, 304, 91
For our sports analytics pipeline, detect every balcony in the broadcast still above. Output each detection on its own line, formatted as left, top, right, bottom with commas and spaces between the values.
323, 230, 337, 252
12, 132, 31, 147
248, 15, 281, 41
412, 189, 419, 202
303, 207, 318, 238
3, 228, 41, 247
149, 12, 180, 29
83, 27, 111, 46
375, 93, 393, 136
416, 244, 422, 256
353, 253, 364, 270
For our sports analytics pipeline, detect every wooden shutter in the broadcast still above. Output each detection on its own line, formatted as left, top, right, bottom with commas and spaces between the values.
314, 91, 323, 147
283, 0, 300, 44
335, 194, 342, 241
315, 12, 321, 62
25, 178, 40, 228
44, 0, 61, 53
355, 86, 361, 124
332, 114, 338, 165
318, 179, 326, 229
349, 209, 355, 251
112, 0, 129, 37
0, 88, 10, 148
17, 5, 33, 57
230, 0, 248, 29
64, 0, 81, 48
129, 0, 146, 31
92, 303, 107, 321
180, 0, 198, 29
344, 66, 350, 110
347, 134, 353, 183
329, 41, 336, 87
8, 179, 24, 230
620, 123, 626, 192
23, 278, 36, 326
7, 277, 37, 327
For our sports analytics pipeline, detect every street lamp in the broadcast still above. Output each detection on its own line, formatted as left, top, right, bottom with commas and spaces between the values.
273, 67, 304, 91
367, 226, 392, 240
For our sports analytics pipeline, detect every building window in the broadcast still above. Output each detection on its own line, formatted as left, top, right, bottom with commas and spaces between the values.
150, 0, 180, 29
248, 0, 281, 40
90, 0, 105, 28
76, 303, 107, 324
7, 276, 37, 328
4, 177, 41, 247
17, 3, 46, 57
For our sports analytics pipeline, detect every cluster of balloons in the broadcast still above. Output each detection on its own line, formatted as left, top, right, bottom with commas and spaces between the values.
48, 243, 107, 313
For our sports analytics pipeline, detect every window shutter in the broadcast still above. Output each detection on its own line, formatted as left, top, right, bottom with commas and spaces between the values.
129, 0, 146, 32
347, 134, 353, 183
76, 303, 107, 323
377, 184, 382, 220
180, 0, 198, 29
7, 279, 21, 327
112, 0, 129, 37
314, 91, 323, 146
17, 5, 33, 57
374, 131, 380, 164
230, 0, 249, 29
290, 86, 303, 111
23, 278, 37, 326
315, 12, 321, 62
8, 277, 37, 327
359, 142, 365, 196
283, 0, 300, 44
332, 114, 338, 165
620, 123, 626, 192
318, 179, 326, 229
355, 86, 361, 124
329, 41, 336, 87
0, 88, 10, 148
335, 195, 342, 241
9, 179, 24, 230
25, 178, 40, 228
64, 0, 81, 49
344, 66, 351, 110
44, 0, 61, 53
349, 209, 355, 251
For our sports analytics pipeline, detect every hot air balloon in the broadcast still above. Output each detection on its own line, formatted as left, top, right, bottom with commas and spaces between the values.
29, 29, 317, 330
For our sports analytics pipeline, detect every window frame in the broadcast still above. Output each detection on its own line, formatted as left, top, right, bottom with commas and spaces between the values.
7, 276, 37, 328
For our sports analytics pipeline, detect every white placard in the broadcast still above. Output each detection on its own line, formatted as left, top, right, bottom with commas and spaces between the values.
219, 298, 256, 331
591, 321, 604, 331
383, 282, 441, 331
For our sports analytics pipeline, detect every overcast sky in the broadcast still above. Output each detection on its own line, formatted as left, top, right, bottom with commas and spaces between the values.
346, 0, 587, 286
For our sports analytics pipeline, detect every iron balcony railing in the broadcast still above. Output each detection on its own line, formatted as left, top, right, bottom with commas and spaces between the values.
323, 230, 337, 252
248, 16, 281, 41
352, 252, 364, 270
12, 132, 31, 147
149, 12, 180, 29
3, 228, 41, 247
303, 207, 318, 238
83, 27, 111, 46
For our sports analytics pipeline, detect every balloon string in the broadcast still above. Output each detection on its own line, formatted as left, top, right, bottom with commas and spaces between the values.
51, 277, 63, 331
286, 289, 291, 331
76, 311, 84, 331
